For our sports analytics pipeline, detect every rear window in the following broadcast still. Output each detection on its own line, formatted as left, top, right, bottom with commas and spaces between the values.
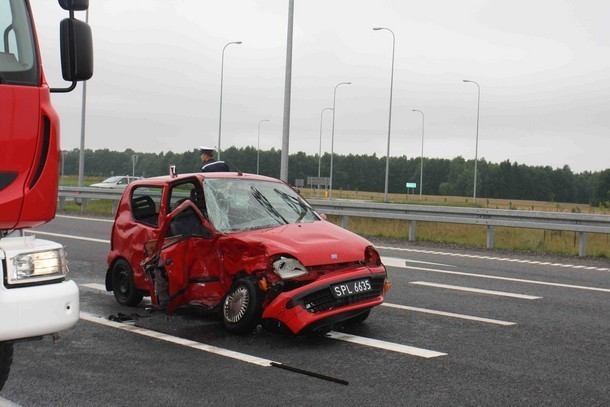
131, 186, 162, 227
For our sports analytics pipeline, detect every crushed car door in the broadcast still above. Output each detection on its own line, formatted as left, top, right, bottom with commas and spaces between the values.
144, 200, 222, 314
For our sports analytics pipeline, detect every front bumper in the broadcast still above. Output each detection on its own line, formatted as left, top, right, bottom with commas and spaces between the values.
262, 266, 387, 334
0, 280, 79, 341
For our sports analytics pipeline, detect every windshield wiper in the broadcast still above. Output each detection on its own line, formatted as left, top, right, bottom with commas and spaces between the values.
274, 189, 310, 222
251, 187, 288, 225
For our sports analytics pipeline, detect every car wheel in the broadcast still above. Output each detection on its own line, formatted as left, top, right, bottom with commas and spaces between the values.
112, 259, 143, 307
347, 309, 371, 324
0, 342, 13, 392
222, 277, 262, 334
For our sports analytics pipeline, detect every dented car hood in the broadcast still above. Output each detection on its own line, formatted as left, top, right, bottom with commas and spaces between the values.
219, 220, 370, 266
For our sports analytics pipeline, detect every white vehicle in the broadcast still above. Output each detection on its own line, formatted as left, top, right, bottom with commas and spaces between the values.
0, 0, 92, 391
90, 175, 143, 189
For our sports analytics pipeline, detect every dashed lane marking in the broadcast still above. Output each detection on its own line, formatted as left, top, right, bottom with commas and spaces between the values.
378, 246, 610, 272
409, 281, 542, 300
327, 332, 446, 358
403, 259, 456, 268
383, 257, 610, 293
381, 303, 516, 326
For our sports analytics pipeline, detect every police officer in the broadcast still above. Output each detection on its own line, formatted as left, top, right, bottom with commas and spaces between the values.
199, 146, 230, 172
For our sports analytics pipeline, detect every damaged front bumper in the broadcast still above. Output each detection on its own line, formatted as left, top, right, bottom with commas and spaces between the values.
262, 266, 387, 334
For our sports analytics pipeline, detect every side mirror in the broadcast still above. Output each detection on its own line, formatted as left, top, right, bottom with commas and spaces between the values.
319, 213, 327, 221
58, 0, 89, 11
59, 18, 93, 81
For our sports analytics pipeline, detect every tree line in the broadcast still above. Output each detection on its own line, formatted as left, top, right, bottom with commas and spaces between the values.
61, 147, 610, 206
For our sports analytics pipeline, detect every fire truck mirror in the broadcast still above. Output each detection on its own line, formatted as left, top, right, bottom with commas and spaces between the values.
59, 18, 93, 81
58, 0, 89, 11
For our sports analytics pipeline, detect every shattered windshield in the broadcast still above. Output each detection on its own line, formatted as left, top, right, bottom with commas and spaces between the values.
203, 178, 319, 233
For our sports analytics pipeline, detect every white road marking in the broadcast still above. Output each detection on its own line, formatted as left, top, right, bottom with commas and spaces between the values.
80, 283, 446, 358
33, 222, 610, 273
80, 312, 276, 367
384, 257, 610, 293
81, 283, 110, 292
0, 396, 21, 407
381, 303, 516, 326
57, 214, 114, 223
402, 259, 456, 268
327, 331, 446, 358
409, 281, 542, 300
377, 246, 610, 272
24, 230, 110, 244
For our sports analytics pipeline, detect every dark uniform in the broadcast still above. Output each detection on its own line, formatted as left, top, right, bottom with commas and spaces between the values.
199, 146, 230, 173
201, 158, 230, 173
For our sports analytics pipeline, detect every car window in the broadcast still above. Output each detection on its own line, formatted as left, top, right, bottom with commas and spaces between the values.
131, 186, 162, 227
203, 178, 319, 233
166, 179, 206, 215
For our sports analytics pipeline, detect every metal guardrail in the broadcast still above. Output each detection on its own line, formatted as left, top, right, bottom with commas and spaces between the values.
58, 187, 610, 256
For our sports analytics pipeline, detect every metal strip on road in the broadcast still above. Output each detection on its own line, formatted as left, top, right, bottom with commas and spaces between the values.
79, 312, 276, 367
384, 257, 610, 293
381, 303, 516, 326
410, 281, 542, 300
327, 331, 447, 358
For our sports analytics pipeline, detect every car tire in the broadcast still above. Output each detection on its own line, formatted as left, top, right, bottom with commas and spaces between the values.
112, 259, 143, 307
0, 342, 13, 392
222, 277, 263, 334
346, 309, 371, 324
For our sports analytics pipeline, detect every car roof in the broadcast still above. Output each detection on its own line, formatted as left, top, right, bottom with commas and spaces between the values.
126, 172, 283, 189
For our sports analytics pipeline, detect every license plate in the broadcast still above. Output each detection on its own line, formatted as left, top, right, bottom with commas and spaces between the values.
331, 279, 372, 298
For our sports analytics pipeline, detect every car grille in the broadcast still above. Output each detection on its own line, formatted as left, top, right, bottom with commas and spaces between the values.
301, 276, 385, 314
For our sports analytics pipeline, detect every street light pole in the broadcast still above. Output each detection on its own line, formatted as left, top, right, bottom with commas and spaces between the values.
463, 79, 480, 203
412, 109, 425, 197
329, 82, 351, 199
280, 0, 294, 182
373, 27, 396, 203
131, 154, 138, 177
318, 107, 333, 179
217, 40, 242, 160
78, 8, 89, 188
257, 119, 270, 175
61, 150, 68, 186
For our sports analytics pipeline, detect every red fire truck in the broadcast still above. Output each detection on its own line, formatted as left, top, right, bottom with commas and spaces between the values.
0, 0, 92, 391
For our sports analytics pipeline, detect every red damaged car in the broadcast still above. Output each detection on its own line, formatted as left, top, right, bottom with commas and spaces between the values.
105, 172, 390, 335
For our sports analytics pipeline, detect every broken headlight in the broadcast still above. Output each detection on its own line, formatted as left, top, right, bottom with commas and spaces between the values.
272, 256, 307, 280
9, 248, 68, 285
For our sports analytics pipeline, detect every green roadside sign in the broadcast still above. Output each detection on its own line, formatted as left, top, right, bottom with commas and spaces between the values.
406, 182, 417, 189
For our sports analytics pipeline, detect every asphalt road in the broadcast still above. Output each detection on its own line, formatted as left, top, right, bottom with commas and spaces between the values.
1, 214, 609, 406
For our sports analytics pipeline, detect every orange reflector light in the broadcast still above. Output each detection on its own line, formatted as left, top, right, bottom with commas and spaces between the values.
258, 278, 268, 291
383, 279, 392, 293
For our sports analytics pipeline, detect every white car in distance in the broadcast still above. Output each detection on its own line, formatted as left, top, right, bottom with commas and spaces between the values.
90, 176, 143, 189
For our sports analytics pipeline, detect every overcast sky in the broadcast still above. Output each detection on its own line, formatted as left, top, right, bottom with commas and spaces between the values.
30, 0, 610, 173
